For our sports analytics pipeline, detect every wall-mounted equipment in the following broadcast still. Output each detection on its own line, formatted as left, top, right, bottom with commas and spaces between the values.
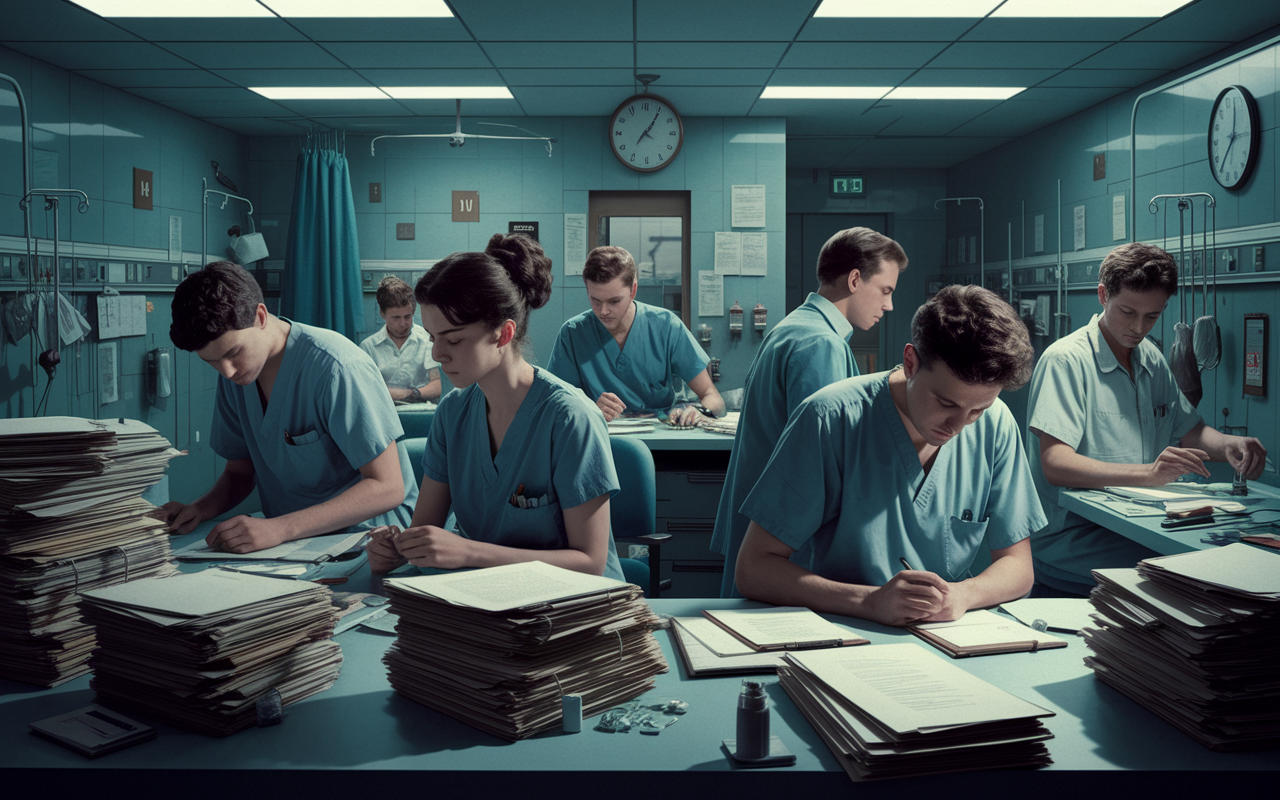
371, 100, 556, 156
830, 172, 864, 198
708, 357, 721, 384
752, 303, 767, 332
728, 300, 743, 333
148, 347, 173, 404
697, 323, 712, 347
1243, 313, 1267, 398
203, 178, 264, 266
18, 188, 90, 385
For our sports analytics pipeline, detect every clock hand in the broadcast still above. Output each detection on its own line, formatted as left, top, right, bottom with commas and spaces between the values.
637, 111, 660, 145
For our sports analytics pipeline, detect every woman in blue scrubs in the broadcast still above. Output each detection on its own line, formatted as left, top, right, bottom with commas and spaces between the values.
366, 233, 625, 581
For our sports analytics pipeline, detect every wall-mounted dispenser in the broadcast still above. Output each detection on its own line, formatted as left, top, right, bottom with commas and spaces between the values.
148, 347, 173, 404
697, 323, 712, 347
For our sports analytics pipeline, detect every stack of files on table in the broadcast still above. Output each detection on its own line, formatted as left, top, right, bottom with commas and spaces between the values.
779, 643, 1055, 780
79, 569, 342, 737
0, 417, 181, 687
383, 560, 668, 741
1083, 543, 1280, 750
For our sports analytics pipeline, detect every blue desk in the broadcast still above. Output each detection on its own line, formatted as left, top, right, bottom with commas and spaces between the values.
3, 551, 1274, 799
1059, 484, 1280, 556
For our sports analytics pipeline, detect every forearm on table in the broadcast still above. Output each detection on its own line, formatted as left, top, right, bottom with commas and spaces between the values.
735, 525, 874, 617
955, 540, 1033, 608
1038, 434, 1154, 488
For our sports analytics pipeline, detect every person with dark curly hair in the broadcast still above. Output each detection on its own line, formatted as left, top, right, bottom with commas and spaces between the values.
733, 285, 1044, 626
366, 234, 624, 580
163, 261, 416, 553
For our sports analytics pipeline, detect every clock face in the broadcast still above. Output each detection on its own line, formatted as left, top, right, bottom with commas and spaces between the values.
1208, 85, 1260, 190
608, 94, 683, 173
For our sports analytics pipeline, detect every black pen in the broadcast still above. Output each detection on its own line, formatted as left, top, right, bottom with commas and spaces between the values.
899, 557, 914, 571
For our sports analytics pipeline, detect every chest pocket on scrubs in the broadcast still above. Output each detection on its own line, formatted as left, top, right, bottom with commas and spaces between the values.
496, 498, 565, 550
281, 428, 348, 497
944, 515, 989, 581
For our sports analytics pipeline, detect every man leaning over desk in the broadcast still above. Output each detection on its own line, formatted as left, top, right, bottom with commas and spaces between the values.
735, 286, 1044, 626
1026, 242, 1266, 596
162, 261, 417, 554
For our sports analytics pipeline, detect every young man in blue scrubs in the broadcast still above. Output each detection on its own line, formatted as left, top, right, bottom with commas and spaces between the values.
360, 276, 440, 404
163, 261, 417, 554
547, 246, 724, 426
712, 227, 907, 598
1026, 242, 1267, 595
735, 286, 1043, 626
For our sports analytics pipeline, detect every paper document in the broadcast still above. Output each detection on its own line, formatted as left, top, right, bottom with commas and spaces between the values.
785, 644, 1053, 734
1000, 598, 1094, 633
385, 560, 628, 612
670, 617, 785, 676
82, 568, 319, 619
172, 530, 367, 563
911, 609, 1067, 656
702, 606, 868, 651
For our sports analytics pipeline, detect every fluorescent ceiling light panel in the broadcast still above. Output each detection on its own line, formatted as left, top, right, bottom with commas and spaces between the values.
71, 0, 272, 16
381, 87, 514, 99
261, 0, 453, 17
814, 1, 999, 17
250, 87, 388, 100
992, 0, 1191, 16
888, 87, 1024, 100
760, 86, 890, 99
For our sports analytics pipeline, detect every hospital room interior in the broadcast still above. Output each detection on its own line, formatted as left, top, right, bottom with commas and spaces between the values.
2, 0, 1280, 599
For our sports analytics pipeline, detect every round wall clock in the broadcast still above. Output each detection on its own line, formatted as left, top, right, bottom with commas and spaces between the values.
1207, 85, 1260, 190
608, 93, 684, 173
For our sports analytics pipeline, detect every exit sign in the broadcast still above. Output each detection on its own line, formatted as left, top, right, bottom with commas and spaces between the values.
830, 172, 864, 198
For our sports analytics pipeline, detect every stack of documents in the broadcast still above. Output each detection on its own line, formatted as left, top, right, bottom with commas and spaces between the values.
0, 417, 180, 687
1084, 544, 1280, 750
909, 609, 1068, 658
779, 644, 1054, 780
382, 561, 668, 741
79, 570, 342, 737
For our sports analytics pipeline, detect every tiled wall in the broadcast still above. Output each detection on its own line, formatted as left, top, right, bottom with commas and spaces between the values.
246, 117, 787, 395
0, 44, 255, 508
944, 33, 1280, 480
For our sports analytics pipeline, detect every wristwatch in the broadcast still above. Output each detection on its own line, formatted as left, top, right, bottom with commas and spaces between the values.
408, 387, 422, 402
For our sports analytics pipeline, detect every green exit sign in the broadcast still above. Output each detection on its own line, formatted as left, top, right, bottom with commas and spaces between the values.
830, 172, 865, 197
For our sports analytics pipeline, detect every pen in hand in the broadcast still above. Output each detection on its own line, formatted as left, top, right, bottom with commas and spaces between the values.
899, 557, 914, 571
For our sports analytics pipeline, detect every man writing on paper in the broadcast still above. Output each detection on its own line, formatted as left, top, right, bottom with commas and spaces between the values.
360, 276, 441, 405
735, 286, 1044, 626
712, 227, 907, 598
162, 261, 416, 553
546, 246, 724, 426
1026, 242, 1266, 595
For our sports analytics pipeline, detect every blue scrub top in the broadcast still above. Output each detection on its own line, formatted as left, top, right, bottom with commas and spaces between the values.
423, 367, 625, 581
1027, 314, 1201, 588
211, 320, 417, 531
740, 373, 1045, 587
711, 293, 858, 597
545, 301, 710, 413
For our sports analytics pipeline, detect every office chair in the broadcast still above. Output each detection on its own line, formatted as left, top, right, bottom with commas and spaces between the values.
402, 437, 428, 488
609, 436, 670, 597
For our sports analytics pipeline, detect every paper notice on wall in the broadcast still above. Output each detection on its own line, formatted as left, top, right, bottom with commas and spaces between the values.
564, 213, 587, 276
714, 232, 741, 275
1074, 205, 1086, 251
169, 215, 182, 262
1112, 194, 1126, 241
97, 294, 147, 339
1035, 214, 1045, 253
741, 232, 767, 277
99, 341, 118, 404
698, 271, 724, 317
731, 185, 765, 228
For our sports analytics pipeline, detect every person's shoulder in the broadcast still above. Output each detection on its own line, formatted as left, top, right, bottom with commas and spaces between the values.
533, 369, 607, 428
636, 301, 683, 327
1037, 325, 1092, 368
559, 309, 596, 331
291, 322, 379, 380
434, 382, 480, 418
803, 371, 885, 413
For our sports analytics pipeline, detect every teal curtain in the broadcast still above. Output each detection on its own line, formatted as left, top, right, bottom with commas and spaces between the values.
282, 132, 364, 338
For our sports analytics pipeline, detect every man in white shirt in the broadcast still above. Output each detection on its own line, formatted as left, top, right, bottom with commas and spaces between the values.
360, 276, 440, 403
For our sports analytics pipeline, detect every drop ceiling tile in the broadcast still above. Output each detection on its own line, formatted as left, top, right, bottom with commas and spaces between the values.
203, 117, 314, 135
486, 43, 632, 69
321, 41, 492, 69
2, 41, 193, 71
763, 110, 894, 136
147, 96, 297, 118
903, 68, 1059, 87
74, 69, 235, 88
961, 18, 1149, 42
638, 42, 789, 69
798, 18, 977, 42
636, 69, 774, 86
631, 86, 762, 116
211, 69, 375, 88
930, 41, 1110, 69
502, 69, 636, 86
512, 86, 634, 116
1128, 1, 1280, 42
873, 104, 1000, 136
1073, 41, 1233, 71
268, 98, 416, 117
769, 68, 915, 86
296, 18, 472, 41
781, 42, 950, 69
3, 4, 140, 41
158, 41, 346, 70
107, 19, 306, 42
1038, 68, 1170, 89
354, 68, 507, 86
380, 98, 522, 116
463, 0, 633, 41
637, 0, 811, 41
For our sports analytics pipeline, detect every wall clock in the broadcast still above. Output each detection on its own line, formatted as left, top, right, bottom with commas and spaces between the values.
608, 93, 683, 173
1208, 85, 1260, 191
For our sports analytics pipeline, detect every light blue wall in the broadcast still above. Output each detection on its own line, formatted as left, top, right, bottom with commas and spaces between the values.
246, 117, 787, 396
0, 44, 256, 509
785, 167, 948, 369
944, 31, 1280, 481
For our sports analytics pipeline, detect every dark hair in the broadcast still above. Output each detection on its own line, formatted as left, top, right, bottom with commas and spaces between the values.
415, 233, 552, 353
375, 276, 415, 312
1099, 242, 1178, 298
582, 246, 636, 286
170, 261, 264, 352
911, 285, 1033, 391
816, 227, 908, 287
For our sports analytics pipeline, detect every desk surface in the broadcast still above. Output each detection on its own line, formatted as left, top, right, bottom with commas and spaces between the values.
619, 426, 734, 451
1060, 484, 1280, 556
3, 538, 1275, 796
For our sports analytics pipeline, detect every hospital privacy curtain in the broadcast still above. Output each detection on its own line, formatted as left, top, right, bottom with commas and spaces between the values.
282, 132, 364, 338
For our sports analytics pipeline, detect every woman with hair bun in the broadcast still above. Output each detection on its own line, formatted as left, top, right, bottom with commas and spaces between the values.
366, 233, 624, 580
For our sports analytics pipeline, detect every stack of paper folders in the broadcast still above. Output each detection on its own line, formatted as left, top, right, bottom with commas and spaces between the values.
779, 644, 1055, 780
0, 417, 181, 687
382, 561, 668, 741
1083, 543, 1280, 750
78, 570, 342, 737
